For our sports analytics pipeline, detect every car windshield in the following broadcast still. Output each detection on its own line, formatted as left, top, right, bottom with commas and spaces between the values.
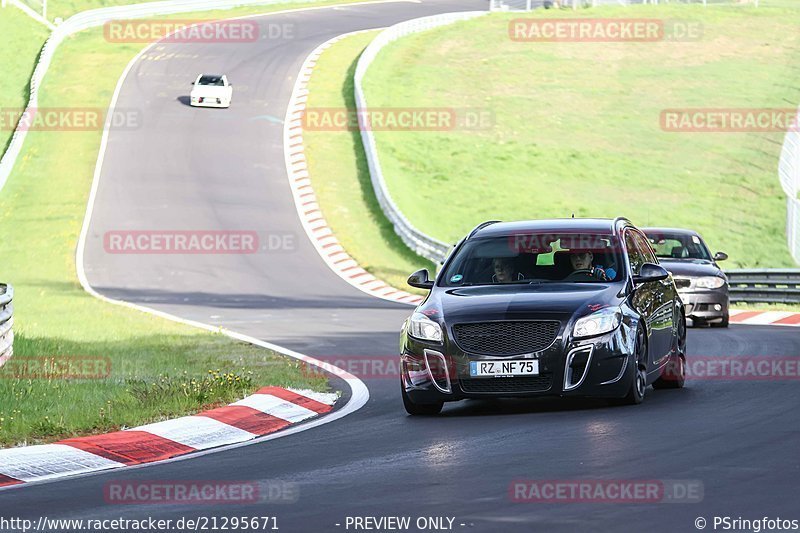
198, 75, 225, 86
645, 232, 711, 261
441, 232, 624, 287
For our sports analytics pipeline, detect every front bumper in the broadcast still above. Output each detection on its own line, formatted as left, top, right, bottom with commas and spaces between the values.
401, 324, 636, 403
678, 287, 729, 322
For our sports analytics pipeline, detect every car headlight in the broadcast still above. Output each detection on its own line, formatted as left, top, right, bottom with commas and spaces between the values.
573, 307, 622, 339
408, 313, 443, 343
695, 276, 725, 289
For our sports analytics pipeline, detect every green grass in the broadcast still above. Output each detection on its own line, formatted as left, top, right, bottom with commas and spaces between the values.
44, 0, 163, 22
0, 7, 50, 154
361, 4, 800, 270
303, 32, 436, 293
0, 0, 392, 447
12, 0, 381, 24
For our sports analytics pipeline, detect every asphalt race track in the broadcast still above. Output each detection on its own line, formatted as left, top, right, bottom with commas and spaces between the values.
2, 1, 799, 531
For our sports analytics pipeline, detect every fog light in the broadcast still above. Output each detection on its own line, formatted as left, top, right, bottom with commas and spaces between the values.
564, 346, 594, 391
424, 349, 452, 394
713, 304, 722, 311
402, 355, 428, 387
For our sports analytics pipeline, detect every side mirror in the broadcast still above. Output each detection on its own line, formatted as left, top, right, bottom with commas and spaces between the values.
633, 263, 669, 284
408, 269, 434, 290
714, 251, 728, 262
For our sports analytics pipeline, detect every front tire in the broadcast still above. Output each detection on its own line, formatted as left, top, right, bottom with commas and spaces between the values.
621, 328, 647, 405
710, 313, 729, 328
401, 382, 443, 416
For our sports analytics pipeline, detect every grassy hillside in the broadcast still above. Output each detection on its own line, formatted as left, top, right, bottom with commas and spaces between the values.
0, 7, 50, 153
362, 4, 800, 268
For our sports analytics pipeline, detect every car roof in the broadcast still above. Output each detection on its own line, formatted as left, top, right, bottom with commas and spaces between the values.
471, 218, 624, 239
641, 227, 701, 237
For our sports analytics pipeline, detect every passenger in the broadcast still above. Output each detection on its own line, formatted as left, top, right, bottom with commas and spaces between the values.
492, 257, 524, 283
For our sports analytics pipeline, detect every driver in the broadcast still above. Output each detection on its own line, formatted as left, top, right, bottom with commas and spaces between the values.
567, 251, 612, 281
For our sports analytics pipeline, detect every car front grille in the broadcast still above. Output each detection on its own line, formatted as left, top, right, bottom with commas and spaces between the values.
459, 375, 553, 394
452, 320, 560, 356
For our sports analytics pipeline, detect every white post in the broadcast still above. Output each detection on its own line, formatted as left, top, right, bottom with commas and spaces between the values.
526, 0, 531, 9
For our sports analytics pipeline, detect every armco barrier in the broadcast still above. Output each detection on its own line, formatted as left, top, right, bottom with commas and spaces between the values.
0, 284, 14, 368
353, 12, 489, 265
0, 0, 338, 194
726, 270, 800, 305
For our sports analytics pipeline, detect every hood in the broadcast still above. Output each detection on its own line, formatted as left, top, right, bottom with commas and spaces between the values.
659, 258, 723, 278
424, 283, 623, 324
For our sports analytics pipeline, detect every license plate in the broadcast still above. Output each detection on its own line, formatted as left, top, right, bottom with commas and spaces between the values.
469, 359, 539, 377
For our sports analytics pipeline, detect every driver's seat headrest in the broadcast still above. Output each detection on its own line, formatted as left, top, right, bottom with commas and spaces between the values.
671, 246, 686, 258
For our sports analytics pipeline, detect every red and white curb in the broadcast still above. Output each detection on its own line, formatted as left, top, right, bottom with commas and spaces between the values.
282, 31, 424, 308
0, 387, 336, 488
729, 309, 800, 326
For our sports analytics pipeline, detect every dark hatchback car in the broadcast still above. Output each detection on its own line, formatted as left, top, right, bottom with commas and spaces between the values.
400, 218, 687, 415
642, 228, 729, 327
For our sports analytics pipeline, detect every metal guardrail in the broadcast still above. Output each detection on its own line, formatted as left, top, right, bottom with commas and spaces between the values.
0, 0, 335, 194
0, 284, 14, 367
726, 270, 800, 304
353, 11, 489, 265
